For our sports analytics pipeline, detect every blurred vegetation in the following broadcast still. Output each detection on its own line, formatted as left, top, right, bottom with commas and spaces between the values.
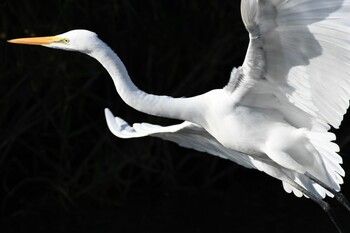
0, 0, 349, 232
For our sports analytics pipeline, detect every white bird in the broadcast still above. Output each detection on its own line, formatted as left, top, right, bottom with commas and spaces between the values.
8, 0, 350, 231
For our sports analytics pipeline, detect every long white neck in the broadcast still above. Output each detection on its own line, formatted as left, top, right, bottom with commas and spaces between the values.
87, 39, 201, 122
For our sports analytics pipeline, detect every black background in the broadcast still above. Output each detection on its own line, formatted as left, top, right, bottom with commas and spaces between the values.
1, 1, 349, 232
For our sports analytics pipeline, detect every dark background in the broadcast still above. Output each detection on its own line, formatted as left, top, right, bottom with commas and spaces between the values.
1, 1, 350, 232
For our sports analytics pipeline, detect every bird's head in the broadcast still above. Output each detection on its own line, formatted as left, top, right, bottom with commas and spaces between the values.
8, 29, 99, 53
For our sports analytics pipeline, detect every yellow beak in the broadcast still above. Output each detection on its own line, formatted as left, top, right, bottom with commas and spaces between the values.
7, 36, 62, 45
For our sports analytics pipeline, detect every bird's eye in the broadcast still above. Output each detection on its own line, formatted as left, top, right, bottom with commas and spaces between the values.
59, 38, 70, 44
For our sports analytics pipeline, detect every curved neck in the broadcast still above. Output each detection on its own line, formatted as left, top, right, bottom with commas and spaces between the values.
87, 40, 200, 122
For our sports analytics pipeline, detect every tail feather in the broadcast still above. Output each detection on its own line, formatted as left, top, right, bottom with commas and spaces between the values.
281, 131, 344, 198
282, 173, 333, 199
305, 131, 344, 190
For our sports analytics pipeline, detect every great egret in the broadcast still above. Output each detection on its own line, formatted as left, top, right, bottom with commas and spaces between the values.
8, 0, 350, 231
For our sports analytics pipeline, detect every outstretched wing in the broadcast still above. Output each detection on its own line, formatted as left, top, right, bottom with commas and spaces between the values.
229, 0, 350, 131
228, 0, 350, 197
104, 108, 255, 169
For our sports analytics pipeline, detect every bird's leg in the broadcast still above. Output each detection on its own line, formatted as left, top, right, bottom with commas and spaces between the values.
305, 172, 350, 211
286, 178, 345, 233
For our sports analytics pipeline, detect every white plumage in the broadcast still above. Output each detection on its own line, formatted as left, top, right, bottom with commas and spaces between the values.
103, 0, 350, 200
8, 0, 350, 231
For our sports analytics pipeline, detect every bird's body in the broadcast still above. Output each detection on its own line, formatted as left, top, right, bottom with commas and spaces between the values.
8, 0, 350, 231
197, 92, 285, 156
